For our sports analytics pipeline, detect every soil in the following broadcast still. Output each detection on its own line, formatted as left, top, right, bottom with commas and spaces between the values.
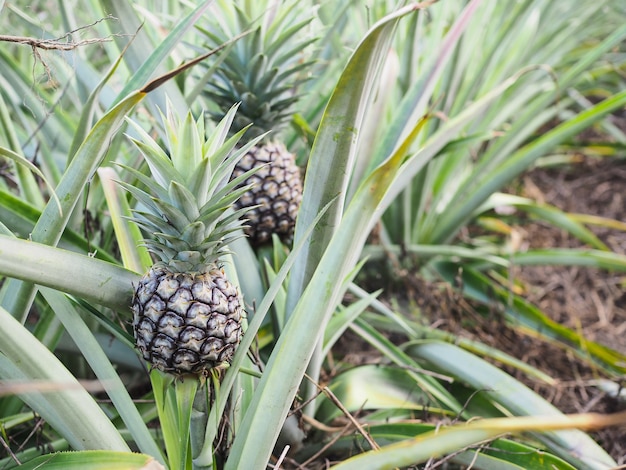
319, 154, 626, 469
414, 155, 626, 465
510, 156, 626, 463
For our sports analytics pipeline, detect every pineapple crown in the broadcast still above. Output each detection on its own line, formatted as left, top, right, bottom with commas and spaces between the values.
120, 103, 264, 273
197, 0, 317, 139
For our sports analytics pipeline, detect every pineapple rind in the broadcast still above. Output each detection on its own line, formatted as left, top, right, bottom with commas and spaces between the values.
132, 266, 243, 375
232, 141, 302, 245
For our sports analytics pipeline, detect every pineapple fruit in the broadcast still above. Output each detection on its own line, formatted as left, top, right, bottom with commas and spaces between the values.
122, 105, 259, 376
198, 1, 315, 246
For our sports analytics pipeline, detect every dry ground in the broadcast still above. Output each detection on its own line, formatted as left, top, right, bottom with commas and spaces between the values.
317, 155, 626, 469
417, 156, 626, 464
513, 156, 626, 462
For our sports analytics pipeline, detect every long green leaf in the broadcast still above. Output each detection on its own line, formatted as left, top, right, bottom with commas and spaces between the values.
435, 262, 626, 375
331, 411, 623, 470
372, 0, 483, 170
0, 305, 129, 452
350, 318, 460, 414
98, 167, 153, 273
475, 193, 610, 251
15, 451, 164, 470
0, 235, 140, 312
305, 423, 576, 469
173, 378, 197, 470
105, 0, 210, 111
41, 288, 164, 463
224, 5, 417, 459
362, 311, 556, 385
406, 342, 617, 469
431, 89, 626, 244
286, 4, 422, 314
511, 248, 626, 270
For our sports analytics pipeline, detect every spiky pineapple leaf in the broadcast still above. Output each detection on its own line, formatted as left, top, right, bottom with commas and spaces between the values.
151, 199, 193, 233
185, 157, 212, 206
198, 0, 316, 135
123, 104, 267, 272
125, 128, 185, 189
179, 221, 208, 248
128, 212, 172, 233
198, 183, 254, 221
203, 132, 267, 197
203, 104, 241, 156
116, 163, 171, 202
118, 181, 186, 228
168, 181, 201, 221
165, 108, 204, 182
142, 241, 178, 264
185, 136, 257, 210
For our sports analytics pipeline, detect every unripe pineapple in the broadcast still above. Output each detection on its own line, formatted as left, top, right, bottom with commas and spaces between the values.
231, 141, 302, 245
132, 266, 242, 375
198, 1, 315, 246
122, 105, 259, 376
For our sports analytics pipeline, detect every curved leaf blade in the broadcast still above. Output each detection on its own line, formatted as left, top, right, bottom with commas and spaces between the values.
0, 306, 129, 452
0, 235, 140, 311
407, 341, 617, 469
15, 451, 164, 470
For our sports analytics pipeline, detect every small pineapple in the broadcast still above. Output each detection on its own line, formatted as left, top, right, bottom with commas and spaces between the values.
122, 105, 258, 376
198, 1, 315, 246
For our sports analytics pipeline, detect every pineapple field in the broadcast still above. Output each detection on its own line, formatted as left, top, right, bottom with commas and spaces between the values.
0, 1, 625, 469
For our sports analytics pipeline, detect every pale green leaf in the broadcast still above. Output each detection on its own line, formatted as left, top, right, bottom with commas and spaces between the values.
316, 365, 444, 423
15, 451, 164, 470
41, 288, 164, 463
286, 4, 424, 313
0, 235, 140, 311
105, 0, 210, 111
98, 167, 153, 273
0, 305, 128, 452
331, 412, 614, 470
407, 341, 616, 469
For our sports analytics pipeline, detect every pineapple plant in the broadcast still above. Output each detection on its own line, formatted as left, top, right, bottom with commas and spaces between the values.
121, 105, 260, 376
197, 0, 316, 246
